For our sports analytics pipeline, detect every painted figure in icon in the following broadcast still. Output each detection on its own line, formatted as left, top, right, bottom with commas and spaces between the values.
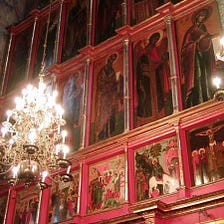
181, 7, 217, 108
49, 174, 79, 223
88, 168, 104, 210
136, 31, 171, 119
163, 139, 180, 180
135, 139, 180, 201
15, 197, 38, 224
62, 72, 83, 149
33, 13, 58, 77
192, 148, 209, 185
95, 53, 123, 141
62, 73, 83, 127
193, 125, 224, 183
132, 0, 183, 25
95, 0, 122, 44
88, 158, 125, 212
0, 195, 7, 224
133, 0, 163, 24
62, 0, 87, 60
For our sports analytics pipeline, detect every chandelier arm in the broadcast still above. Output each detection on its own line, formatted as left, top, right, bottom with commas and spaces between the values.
0, 161, 13, 166
0, 166, 13, 175
47, 174, 61, 184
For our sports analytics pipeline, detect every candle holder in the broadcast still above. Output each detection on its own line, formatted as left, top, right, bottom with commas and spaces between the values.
38, 181, 49, 190
23, 144, 38, 154
213, 89, 224, 101
60, 173, 73, 182
57, 158, 71, 169
8, 177, 17, 186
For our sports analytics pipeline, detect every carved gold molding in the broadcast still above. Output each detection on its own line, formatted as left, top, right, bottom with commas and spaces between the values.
130, 189, 224, 219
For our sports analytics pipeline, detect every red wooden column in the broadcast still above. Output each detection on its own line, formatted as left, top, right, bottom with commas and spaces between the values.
172, 120, 185, 188
128, 146, 135, 203
36, 179, 51, 224
80, 159, 88, 217
4, 188, 16, 224
179, 126, 193, 189
73, 161, 83, 223
171, 119, 192, 197
123, 142, 130, 204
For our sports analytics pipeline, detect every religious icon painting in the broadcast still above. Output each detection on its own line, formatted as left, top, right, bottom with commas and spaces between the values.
134, 137, 180, 201
94, 0, 123, 45
13, 185, 39, 224
48, 171, 79, 223
61, 0, 88, 62
131, 0, 162, 25
131, 0, 184, 26
87, 154, 125, 213
33, 8, 60, 78
90, 50, 124, 144
58, 70, 84, 151
186, 119, 224, 186
0, 193, 8, 223
132, 29, 173, 127
24, 0, 50, 13
6, 25, 33, 94
175, 2, 223, 109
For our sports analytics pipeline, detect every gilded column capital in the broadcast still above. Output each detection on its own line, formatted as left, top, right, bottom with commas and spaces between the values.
164, 15, 173, 25
123, 37, 130, 46
85, 58, 91, 65
142, 212, 155, 224
59, 0, 64, 4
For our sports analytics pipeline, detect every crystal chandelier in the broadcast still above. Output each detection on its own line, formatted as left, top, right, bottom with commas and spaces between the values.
0, 76, 72, 189
0, 0, 72, 189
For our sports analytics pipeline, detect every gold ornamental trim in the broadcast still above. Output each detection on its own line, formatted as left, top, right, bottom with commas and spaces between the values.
130, 189, 224, 219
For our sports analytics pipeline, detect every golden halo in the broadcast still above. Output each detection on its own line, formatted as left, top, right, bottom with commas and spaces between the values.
192, 150, 198, 157
152, 158, 158, 165
105, 52, 119, 64
199, 148, 205, 154
147, 30, 164, 45
73, 70, 81, 79
192, 6, 212, 24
